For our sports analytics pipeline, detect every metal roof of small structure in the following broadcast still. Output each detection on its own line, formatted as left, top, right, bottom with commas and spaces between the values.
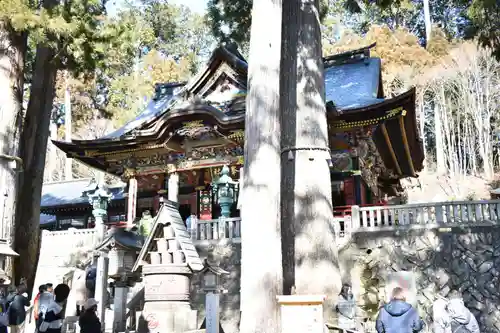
40, 178, 126, 209
199, 258, 229, 276
95, 227, 145, 252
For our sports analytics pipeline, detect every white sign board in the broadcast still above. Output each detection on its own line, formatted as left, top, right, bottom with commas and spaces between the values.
277, 295, 325, 333
385, 271, 417, 306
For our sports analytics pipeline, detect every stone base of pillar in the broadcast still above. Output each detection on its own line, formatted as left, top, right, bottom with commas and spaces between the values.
141, 301, 198, 333
141, 264, 197, 333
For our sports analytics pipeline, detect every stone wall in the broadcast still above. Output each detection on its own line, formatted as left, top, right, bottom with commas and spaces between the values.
341, 225, 500, 333
191, 225, 500, 333
191, 241, 241, 333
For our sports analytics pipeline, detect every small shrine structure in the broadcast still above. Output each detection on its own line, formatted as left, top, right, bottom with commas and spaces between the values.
51, 42, 424, 226
132, 200, 204, 332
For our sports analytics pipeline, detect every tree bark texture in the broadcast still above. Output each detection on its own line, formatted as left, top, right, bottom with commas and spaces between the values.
280, 0, 341, 318
14, 6, 59, 287
239, 0, 283, 331
0, 24, 27, 277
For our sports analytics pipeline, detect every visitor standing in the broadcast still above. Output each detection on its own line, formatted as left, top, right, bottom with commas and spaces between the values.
38, 284, 70, 333
447, 290, 480, 333
0, 289, 8, 333
78, 299, 101, 333
335, 283, 357, 331
33, 284, 48, 330
432, 295, 451, 333
375, 287, 424, 333
7, 284, 30, 333
36, 283, 55, 330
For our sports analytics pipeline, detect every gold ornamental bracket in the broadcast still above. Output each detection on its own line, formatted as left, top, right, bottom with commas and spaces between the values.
122, 167, 137, 180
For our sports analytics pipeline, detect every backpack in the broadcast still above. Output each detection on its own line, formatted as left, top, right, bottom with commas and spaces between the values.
0, 300, 10, 327
451, 319, 471, 333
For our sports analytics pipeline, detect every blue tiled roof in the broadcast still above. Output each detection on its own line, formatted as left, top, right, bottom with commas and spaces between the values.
324, 58, 384, 110
41, 179, 126, 208
101, 83, 184, 140
40, 214, 56, 225
93, 53, 385, 142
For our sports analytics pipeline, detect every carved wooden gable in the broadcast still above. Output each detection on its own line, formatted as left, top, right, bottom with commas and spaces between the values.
132, 202, 203, 272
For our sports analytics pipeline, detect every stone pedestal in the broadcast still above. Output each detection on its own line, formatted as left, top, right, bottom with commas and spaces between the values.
277, 295, 326, 333
141, 264, 197, 333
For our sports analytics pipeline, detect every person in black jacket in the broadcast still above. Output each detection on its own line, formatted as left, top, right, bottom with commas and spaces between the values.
38, 284, 70, 333
78, 299, 101, 333
6, 284, 30, 333
0, 289, 8, 333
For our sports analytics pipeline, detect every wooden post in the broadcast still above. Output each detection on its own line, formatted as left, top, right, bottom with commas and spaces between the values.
168, 173, 179, 203
351, 205, 361, 230
127, 175, 138, 227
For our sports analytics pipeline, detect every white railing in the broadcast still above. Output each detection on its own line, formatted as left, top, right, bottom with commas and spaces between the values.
190, 217, 241, 242
353, 200, 500, 229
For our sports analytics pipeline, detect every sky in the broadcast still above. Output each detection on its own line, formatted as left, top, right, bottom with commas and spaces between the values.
170, 0, 207, 13
107, 0, 207, 16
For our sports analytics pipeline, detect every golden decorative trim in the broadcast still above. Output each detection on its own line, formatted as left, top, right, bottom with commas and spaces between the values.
182, 120, 204, 128
380, 123, 402, 175
228, 130, 245, 139
83, 142, 174, 158
332, 107, 404, 130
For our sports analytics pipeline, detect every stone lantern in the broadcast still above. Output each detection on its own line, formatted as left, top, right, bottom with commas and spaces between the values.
199, 259, 229, 333
200, 259, 228, 293
83, 182, 113, 241
82, 182, 112, 330
211, 165, 239, 218
95, 227, 144, 332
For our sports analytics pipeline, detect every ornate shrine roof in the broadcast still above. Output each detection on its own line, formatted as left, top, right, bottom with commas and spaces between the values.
52, 43, 424, 193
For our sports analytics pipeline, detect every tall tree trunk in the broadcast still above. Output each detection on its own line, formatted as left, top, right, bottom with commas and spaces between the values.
14, 23, 58, 288
239, 0, 283, 331
280, 0, 340, 318
0, 24, 27, 277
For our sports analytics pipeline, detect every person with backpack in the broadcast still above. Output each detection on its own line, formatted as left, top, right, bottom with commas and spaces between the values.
35, 283, 54, 331
0, 289, 9, 333
433, 295, 451, 333
85, 265, 97, 299
38, 284, 70, 333
447, 290, 480, 333
6, 284, 30, 333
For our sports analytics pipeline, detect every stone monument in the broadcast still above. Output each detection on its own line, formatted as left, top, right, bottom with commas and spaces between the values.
132, 200, 204, 333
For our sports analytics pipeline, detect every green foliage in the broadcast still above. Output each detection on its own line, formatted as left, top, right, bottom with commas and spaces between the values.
206, 0, 329, 47
49, 1, 214, 131
466, 0, 500, 59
